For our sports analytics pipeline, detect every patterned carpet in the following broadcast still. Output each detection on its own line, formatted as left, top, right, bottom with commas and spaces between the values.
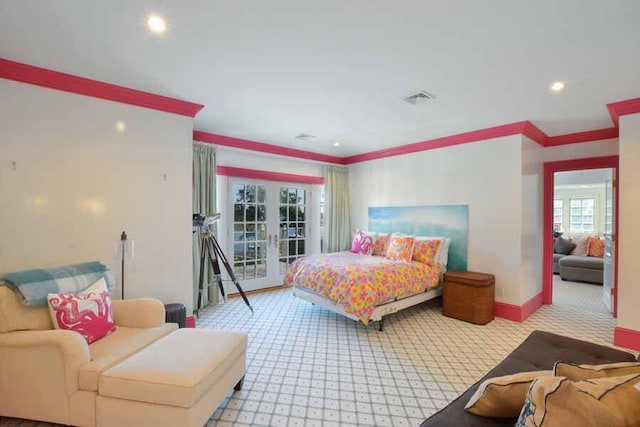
1, 277, 630, 427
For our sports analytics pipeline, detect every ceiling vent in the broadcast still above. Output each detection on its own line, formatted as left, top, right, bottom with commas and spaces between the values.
295, 133, 316, 141
403, 91, 436, 105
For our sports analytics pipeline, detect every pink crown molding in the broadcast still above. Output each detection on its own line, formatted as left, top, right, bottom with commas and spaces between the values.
216, 166, 324, 185
194, 130, 346, 165
0, 58, 204, 117
607, 97, 640, 127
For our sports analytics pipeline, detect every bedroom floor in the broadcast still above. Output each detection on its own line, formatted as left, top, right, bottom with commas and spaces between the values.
0, 279, 627, 427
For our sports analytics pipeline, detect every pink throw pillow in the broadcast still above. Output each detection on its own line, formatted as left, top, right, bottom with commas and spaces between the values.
47, 278, 116, 344
350, 229, 375, 255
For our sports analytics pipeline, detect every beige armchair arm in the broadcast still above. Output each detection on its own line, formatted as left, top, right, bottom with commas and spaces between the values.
111, 298, 166, 328
0, 329, 90, 395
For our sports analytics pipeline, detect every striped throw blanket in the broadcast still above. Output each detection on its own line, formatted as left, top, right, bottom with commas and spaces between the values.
0, 261, 115, 306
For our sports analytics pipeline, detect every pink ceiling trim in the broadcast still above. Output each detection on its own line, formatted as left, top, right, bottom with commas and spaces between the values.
342, 121, 530, 164
546, 127, 618, 146
0, 58, 204, 117
607, 97, 640, 127
194, 130, 346, 165
216, 166, 324, 184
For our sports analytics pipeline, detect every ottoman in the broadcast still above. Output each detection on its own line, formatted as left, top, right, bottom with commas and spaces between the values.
559, 255, 604, 284
96, 328, 247, 427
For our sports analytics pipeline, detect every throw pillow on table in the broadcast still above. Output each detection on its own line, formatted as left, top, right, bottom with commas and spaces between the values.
516, 374, 640, 426
47, 277, 116, 344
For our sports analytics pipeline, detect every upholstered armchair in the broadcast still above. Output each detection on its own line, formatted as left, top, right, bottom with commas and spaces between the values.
0, 285, 177, 427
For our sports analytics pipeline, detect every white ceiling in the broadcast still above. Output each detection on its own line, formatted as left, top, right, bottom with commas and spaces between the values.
1, 0, 639, 157
555, 168, 613, 187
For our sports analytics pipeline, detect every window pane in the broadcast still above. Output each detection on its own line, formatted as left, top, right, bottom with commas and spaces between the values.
257, 186, 266, 203
234, 185, 244, 203
298, 189, 305, 204
288, 188, 297, 204
280, 188, 288, 204
234, 204, 244, 222
245, 185, 256, 203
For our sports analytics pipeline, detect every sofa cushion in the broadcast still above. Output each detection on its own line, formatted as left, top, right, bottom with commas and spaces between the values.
0, 285, 53, 333
515, 374, 640, 427
465, 370, 551, 418
421, 331, 637, 427
559, 255, 604, 271
99, 328, 248, 408
554, 237, 576, 255
554, 361, 640, 380
79, 323, 177, 391
570, 235, 590, 256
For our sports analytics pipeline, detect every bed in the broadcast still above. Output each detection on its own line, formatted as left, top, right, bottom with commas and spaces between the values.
284, 248, 445, 330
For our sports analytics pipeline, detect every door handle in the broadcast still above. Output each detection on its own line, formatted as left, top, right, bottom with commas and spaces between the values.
274, 234, 278, 247
268, 234, 272, 247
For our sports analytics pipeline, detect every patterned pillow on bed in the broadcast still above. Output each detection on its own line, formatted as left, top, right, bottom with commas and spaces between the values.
372, 234, 390, 256
412, 239, 441, 265
350, 229, 375, 255
386, 234, 416, 262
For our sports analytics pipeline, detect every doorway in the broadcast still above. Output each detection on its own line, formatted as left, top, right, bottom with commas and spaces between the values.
228, 179, 311, 293
543, 156, 619, 317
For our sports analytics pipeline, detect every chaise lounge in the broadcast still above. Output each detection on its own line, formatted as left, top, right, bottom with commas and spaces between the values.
0, 284, 247, 427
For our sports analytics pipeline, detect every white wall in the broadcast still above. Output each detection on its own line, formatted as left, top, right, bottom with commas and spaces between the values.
349, 136, 528, 305
0, 80, 195, 312
617, 113, 640, 332
521, 137, 544, 302
543, 138, 618, 162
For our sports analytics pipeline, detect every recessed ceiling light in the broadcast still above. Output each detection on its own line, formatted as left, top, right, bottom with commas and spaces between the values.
147, 15, 166, 33
115, 121, 126, 132
333, 142, 340, 147
550, 81, 565, 92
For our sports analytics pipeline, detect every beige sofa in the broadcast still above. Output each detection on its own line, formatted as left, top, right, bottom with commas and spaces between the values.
0, 285, 177, 426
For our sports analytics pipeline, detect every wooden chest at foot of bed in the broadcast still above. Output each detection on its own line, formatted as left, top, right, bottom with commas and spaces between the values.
442, 271, 495, 325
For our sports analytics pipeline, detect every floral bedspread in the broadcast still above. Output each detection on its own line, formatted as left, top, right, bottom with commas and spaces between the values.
283, 252, 442, 324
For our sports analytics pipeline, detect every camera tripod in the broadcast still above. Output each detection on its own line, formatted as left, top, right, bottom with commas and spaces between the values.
197, 229, 253, 315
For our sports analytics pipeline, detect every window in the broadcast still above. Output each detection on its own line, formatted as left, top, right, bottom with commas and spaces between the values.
553, 199, 563, 231
569, 198, 595, 232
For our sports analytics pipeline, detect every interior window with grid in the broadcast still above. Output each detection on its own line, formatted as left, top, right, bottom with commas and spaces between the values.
553, 199, 563, 231
569, 198, 594, 232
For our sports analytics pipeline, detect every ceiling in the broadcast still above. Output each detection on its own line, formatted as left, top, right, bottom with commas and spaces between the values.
555, 168, 613, 188
1, 1, 639, 157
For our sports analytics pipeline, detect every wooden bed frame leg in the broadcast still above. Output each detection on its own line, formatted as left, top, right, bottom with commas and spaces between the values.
234, 376, 245, 391
378, 318, 384, 332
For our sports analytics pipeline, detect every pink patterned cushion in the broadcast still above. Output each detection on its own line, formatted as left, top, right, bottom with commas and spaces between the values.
372, 234, 390, 256
412, 239, 441, 265
386, 234, 416, 262
350, 229, 375, 255
47, 278, 116, 344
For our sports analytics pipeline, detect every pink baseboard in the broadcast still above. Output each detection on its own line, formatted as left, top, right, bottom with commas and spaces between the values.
614, 327, 640, 351
494, 292, 544, 322
185, 316, 196, 328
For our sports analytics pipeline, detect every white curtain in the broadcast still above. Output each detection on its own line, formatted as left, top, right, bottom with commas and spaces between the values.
323, 166, 351, 253
192, 144, 219, 309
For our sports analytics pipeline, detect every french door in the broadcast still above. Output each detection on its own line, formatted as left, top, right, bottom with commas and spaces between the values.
229, 179, 310, 292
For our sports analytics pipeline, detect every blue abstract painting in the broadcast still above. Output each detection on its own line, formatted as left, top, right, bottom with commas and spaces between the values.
368, 205, 468, 271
